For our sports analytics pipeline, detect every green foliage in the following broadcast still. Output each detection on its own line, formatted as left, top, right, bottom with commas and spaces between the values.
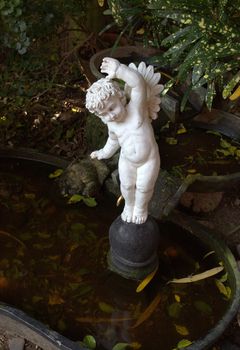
148, 0, 240, 109
0, 0, 87, 54
107, 0, 240, 110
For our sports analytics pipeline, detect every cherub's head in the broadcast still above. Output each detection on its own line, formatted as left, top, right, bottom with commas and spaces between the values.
86, 78, 126, 123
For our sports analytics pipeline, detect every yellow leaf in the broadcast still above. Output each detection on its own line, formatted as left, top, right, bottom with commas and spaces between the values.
136, 28, 145, 35
169, 266, 224, 284
166, 137, 178, 145
177, 124, 187, 135
175, 324, 189, 336
136, 266, 158, 293
97, 0, 104, 7
229, 86, 240, 100
174, 294, 181, 303
215, 280, 231, 299
187, 169, 197, 174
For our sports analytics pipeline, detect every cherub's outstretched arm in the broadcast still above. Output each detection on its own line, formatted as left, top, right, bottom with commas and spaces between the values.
90, 131, 119, 160
101, 57, 147, 107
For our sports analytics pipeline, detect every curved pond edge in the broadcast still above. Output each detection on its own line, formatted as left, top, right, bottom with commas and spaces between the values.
169, 210, 240, 350
0, 147, 69, 169
0, 303, 88, 350
0, 149, 239, 349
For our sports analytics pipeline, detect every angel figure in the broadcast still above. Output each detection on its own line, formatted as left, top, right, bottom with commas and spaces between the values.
86, 57, 163, 224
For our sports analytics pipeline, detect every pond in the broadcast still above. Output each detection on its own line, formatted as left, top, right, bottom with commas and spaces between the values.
159, 127, 240, 178
0, 159, 231, 350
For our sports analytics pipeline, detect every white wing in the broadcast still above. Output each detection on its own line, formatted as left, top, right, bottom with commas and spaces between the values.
128, 62, 164, 120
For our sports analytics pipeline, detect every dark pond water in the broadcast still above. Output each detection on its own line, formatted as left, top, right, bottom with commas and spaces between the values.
0, 159, 230, 350
159, 128, 240, 178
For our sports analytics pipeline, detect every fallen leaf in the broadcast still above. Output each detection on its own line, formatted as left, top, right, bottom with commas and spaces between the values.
175, 324, 189, 336
131, 293, 161, 329
136, 266, 158, 293
169, 266, 224, 284
48, 169, 63, 179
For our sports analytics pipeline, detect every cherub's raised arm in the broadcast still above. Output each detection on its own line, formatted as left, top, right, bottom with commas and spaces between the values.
100, 57, 146, 99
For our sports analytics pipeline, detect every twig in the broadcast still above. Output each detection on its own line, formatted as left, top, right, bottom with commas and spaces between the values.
0, 230, 26, 249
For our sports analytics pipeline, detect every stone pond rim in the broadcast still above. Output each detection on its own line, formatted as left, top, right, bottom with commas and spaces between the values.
0, 148, 239, 350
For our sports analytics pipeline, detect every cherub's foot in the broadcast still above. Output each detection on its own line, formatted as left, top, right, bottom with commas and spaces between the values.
121, 206, 133, 223
132, 207, 148, 224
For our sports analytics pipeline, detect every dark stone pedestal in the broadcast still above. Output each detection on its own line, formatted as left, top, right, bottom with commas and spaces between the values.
108, 215, 160, 280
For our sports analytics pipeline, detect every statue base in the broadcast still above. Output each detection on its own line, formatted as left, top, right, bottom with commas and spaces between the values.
108, 215, 160, 280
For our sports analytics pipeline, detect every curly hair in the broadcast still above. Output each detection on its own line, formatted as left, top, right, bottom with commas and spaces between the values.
86, 78, 126, 114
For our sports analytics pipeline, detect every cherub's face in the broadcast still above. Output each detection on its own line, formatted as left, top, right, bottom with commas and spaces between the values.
96, 95, 126, 123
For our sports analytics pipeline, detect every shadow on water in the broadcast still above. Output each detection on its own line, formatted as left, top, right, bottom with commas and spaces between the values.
0, 158, 234, 350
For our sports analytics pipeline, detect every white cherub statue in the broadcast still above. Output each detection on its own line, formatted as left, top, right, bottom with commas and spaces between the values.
86, 57, 163, 224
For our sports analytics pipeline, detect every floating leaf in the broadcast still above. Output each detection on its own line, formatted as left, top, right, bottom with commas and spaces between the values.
68, 194, 83, 204
48, 169, 63, 179
175, 324, 189, 336
177, 124, 187, 135
166, 137, 178, 145
215, 280, 231, 299
98, 302, 114, 314
174, 294, 181, 303
136, 266, 158, 293
202, 251, 215, 260
83, 335, 96, 349
131, 293, 161, 329
169, 266, 224, 284
82, 197, 97, 207
176, 339, 193, 348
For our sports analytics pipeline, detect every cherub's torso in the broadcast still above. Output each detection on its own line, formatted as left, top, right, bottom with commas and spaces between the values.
108, 108, 159, 165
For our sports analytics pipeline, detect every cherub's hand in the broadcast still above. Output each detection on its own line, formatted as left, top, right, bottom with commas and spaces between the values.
100, 57, 120, 79
90, 149, 106, 160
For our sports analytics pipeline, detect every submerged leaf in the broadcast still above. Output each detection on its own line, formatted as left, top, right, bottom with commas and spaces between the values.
194, 300, 212, 315
175, 324, 189, 336
131, 293, 161, 329
168, 302, 182, 318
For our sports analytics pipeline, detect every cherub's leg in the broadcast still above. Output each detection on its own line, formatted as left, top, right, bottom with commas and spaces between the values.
133, 159, 160, 224
119, 158, 136, 223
